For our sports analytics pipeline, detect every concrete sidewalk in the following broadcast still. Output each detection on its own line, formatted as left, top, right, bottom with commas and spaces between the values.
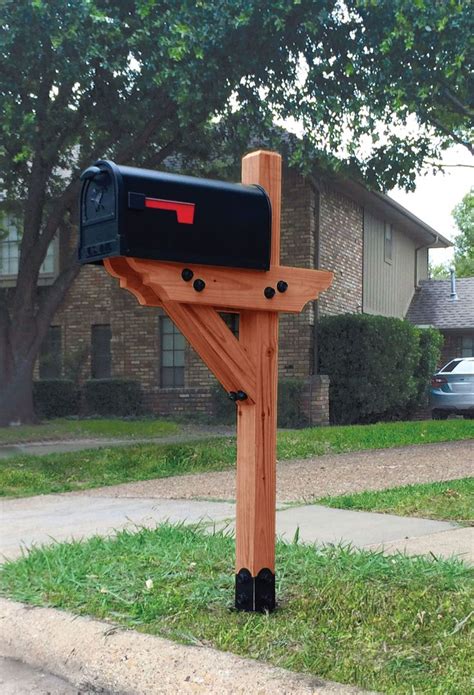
2, 492, 470, 563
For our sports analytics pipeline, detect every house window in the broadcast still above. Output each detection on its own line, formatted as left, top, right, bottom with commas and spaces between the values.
0, 211, 57, 280
160, 317, 185, 387
91, 324, 112, 378
220, 312, 239, 337
461, 335, 474, 357
39, 326, 62, 379
384, 222, 393, 264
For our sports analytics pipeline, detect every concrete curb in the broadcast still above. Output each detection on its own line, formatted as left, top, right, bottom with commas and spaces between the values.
0, 598, 371, 695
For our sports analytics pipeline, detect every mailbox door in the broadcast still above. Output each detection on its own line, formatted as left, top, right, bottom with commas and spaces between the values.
79, 162, 124, 262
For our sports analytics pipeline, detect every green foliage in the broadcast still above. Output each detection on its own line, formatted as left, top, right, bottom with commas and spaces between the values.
278, 379, 308, 428
33, 379, 80, 419
209, 384, 236, 425
83, 379, 143, 417
1, 526, 472, 693
453, 187, 474, 277
318, 314, 423, 424
429, 262, 450, 279
318, 477, 474, 525
405, 327, 444, 416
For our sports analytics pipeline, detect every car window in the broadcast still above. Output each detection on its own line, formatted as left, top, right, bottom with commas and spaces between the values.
452, 360, 474, 374
440, 360, 461, 373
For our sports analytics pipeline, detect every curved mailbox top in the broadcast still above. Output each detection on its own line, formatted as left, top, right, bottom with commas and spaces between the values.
79, 160, 272, 271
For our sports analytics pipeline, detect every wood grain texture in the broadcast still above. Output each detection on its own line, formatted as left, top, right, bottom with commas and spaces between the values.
124, 258, 333, 313
104, 259, 257, 401
104, 257, 163, 307
241, 150, 281, 265
235, 151, 281, 575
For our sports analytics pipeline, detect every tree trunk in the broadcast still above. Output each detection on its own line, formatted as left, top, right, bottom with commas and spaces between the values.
0, 356, 37, 426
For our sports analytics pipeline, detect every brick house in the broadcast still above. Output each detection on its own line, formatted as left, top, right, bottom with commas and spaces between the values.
0, 162, 451, 424
406, 275, 474, 366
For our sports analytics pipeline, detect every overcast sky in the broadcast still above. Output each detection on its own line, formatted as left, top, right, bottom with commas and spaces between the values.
389, 145, 473, 268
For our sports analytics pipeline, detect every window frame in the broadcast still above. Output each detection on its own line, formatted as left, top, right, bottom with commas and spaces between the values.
160, 316, 185, 388
384, 222, 393, 265
0, 209, 59, 287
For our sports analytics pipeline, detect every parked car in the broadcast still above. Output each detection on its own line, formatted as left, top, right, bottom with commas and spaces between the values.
430, 357, 474, 419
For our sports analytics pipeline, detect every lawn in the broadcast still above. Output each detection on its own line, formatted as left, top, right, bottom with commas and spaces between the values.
1, 419, 473, 498
317, 478, 474, 525
0, 417, 180, 445
1, 525, 472, 694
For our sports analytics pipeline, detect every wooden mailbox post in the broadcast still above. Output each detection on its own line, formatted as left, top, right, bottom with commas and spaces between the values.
80, 150, 333, 611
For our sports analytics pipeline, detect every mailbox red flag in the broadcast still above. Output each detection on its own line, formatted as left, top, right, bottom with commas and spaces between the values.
144, 197, 195, 224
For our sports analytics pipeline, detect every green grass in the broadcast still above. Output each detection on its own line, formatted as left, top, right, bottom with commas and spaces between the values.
0, 417, 180, 444
1, 525, 472, 694
0, 439, 236, 497
277, 418, 474, 460
317, 478, 474, 525
1, 419, 472, 498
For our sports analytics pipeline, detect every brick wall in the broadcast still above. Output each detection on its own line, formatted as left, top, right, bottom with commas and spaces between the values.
318, 184, 364, 317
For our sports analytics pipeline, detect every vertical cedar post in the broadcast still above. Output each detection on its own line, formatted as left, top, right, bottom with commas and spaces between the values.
235, 151, 281, 611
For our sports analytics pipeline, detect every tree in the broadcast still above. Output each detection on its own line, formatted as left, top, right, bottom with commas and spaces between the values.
1, 0, 472, 424
452, 187, 474, 277
428, 187, 473, 279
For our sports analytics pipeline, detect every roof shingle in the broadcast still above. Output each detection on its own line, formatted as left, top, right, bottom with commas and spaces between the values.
406, 278, 474, 330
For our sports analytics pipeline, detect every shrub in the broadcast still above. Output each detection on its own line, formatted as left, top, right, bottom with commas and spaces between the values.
210, 379, 308, 428
33, 380, 80, 419
318, 314, 421, 425
278, 379, 308, 428
83, 379, 143, 416
405, 327, 444, 416
210, 384, 236, 424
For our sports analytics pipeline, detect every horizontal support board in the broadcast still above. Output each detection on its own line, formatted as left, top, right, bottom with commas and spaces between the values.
126, 259, 333, 313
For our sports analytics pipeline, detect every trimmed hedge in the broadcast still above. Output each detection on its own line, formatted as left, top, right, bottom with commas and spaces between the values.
210, 379, 308, 428
33, 380, 80, 419
407, 327, 444, 416
83, 379, 143, 416
318, 314, 442, 425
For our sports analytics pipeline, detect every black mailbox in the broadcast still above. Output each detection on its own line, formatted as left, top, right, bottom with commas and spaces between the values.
78, 160, 272, 270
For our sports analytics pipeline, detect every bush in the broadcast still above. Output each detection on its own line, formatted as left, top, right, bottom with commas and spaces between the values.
405, 327, 444, 416
33, 380, 80, 419
278, 379, 308, 428
210, 384, 236, 424
83, 379, 143, 416
210, 379, 308, 428
318, 314, 421, 425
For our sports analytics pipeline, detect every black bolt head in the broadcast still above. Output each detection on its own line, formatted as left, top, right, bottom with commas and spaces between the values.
193, 278, 206, 292
181, 268, 194, 282
277, 280, 288, 293
228, 391, 238, 401
236, 391, 248, 401
264, 286, 276, 299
